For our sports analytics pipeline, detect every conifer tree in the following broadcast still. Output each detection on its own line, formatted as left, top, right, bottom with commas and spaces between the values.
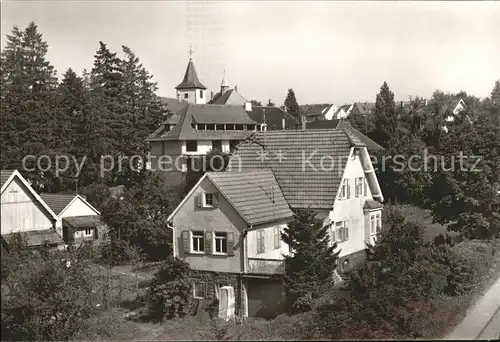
284, 88, 301, 120
373, 82, 397, 149
267, 98, 275, 107
0, 22, 58, 171
281, 208, 339, 313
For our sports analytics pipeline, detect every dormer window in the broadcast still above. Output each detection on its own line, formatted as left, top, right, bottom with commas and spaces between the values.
235, 124, 243, 130
351, 148, 360, 160
247, 124, 255, 131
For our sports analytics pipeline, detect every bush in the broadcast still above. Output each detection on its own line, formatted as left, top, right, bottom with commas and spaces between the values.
146, 256, 192, 321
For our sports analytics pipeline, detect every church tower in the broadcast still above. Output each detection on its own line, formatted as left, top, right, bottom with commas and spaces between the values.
175, 47, 207, 104
220, 70, 230, 94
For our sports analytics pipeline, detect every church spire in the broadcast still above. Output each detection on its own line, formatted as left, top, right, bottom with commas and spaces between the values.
175, 47, 206, 90
220, 70, 229, 94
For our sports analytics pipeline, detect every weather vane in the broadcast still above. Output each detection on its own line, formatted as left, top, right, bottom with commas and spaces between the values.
188, 46, 194, 60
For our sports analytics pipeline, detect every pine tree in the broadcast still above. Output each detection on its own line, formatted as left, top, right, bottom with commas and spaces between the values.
267, 98, 275, 107
284, 88, 301, 120
281, 208, 339, 313
0, 22, 58, 173
373, 82, 397, 149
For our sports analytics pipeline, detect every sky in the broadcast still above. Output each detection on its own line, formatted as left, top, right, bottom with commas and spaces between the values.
1, 0, 499, 105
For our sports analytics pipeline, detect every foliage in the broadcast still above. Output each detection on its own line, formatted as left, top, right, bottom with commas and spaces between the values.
267, 98, 275, 107
79, 181, 111, 211
373, 81, 397, 149
284, 88, 301, 119
281, 208, 339, 313
100, 172, 181, 262
183, 148, 230, 195
250, 100, 262, 106
1, 245, 101, 341
146, 256, 192, 321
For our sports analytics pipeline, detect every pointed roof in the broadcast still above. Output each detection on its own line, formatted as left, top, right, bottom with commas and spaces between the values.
221, 71, 229, 87
175, 60, 207, 90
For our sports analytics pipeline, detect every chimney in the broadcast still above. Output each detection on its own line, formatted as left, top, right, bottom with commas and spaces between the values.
425, 98, 428, 106
301, 115, 306, 130
245, 102, 252, 111
211, 91, 214, 100
400, 101, 403, 108
235, 85, 238, 92
281, 118, 285, 130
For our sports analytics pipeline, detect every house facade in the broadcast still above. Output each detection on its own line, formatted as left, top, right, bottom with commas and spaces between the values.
299, 104, 337, 122
39, 193, 102, 246
167, 170, 293, 318
168, 129, 384, 318
1, 170, 64, 249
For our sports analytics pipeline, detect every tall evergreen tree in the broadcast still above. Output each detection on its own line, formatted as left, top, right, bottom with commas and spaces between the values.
267, 98, 275, 107
284, 88, 301, 120
1, 22, 58, 172
281, 209, 339, 313
373, 82, 397, 149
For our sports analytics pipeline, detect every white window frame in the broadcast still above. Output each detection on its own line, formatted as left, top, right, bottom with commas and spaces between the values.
204, 193, 214, 208
355, 177, 363, 197
84, 228, 92, 236
340, 179, 350, 199
376, 214, 382, 233
193, 282, 205, 299
334, 221, 349, 242
257, 229, 265, 254
214, 232, 228, 254
273, 227, 280, 250
191, 231, 205, 253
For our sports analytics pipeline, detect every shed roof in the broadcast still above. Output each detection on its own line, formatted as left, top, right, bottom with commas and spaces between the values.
2, 229, 64, 247
63, 215, 101, 228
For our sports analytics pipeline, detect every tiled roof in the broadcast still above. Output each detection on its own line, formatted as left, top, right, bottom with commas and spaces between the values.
209, 89, 247, 105
40, 193, 76, 215
227, 129, 364, 209
145, 104, 259, 142
1, 169, 14, 189
175, 60, 207, 90
336, 121, 384, 151
2, 229, 64, 247
246, 106, 297, 130
299, 104, 333, 117
159, 97, 189, 115
208, 171, 293, 226
363, 199, 384, 210
352, 102, 375, 115
63, 215, 101, 229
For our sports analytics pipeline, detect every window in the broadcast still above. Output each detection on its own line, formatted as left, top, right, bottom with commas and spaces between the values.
274, 227, 280, 249
226, 124, 235, 130
351, 148, 360, 160
193, 282, 205, 299
192, 231, 204, 252
184, 93, 188, 99
199, 90, 203, 98
186, 140, 198, 152
355, 177, 364, 197
247, 124, 255, 131
84, 228, 92, 236
376, 214, 381, 233
229, 140, 239, 152
370, 215, 375, 233
364, 179, 368, 196
335, 221, 349, 242
197, 124, 206, 130
205, 193, 213, 207
257, 229, 265, 254
206, 124, 215, 130
340, 179, 350, 199
214, 232, 228, 254
235, 124, 244, 130
212, 140, 222, 151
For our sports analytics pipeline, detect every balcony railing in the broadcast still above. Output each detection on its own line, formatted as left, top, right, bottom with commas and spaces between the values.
247, 258, 285, 275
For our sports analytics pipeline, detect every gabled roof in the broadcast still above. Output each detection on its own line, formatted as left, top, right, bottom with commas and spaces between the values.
159, 97, 189, 115
1, 170, 58, 220
208, 171, 293, 226
336, 121, 384, 151
351, 102, 375, 115
246, 106, 297, 130
2, 229, 64, 247
145, 104, 259, 142
299, 104, 334, 117
39, 193, 100, 217
305, 120, 384, 151
209, 89, 247, 105
227, 129, 365, 209
175, 60, 207, 90
1, 169, 14, 189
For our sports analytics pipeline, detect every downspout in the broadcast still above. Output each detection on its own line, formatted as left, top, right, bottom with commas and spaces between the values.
239, 226, 251, 318
167, 221, 176, 257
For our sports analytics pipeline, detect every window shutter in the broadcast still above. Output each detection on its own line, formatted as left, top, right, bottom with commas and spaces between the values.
182, 230, 190, 254
205, 232, 213, 254
347, 180, 351, 198
227, 232, 235, 256
213, 193, 219, 208
197, 194, 203, 208
344, 221, 349, 240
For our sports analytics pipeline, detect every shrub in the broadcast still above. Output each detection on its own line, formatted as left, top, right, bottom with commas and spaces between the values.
146, 256, 191, 321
